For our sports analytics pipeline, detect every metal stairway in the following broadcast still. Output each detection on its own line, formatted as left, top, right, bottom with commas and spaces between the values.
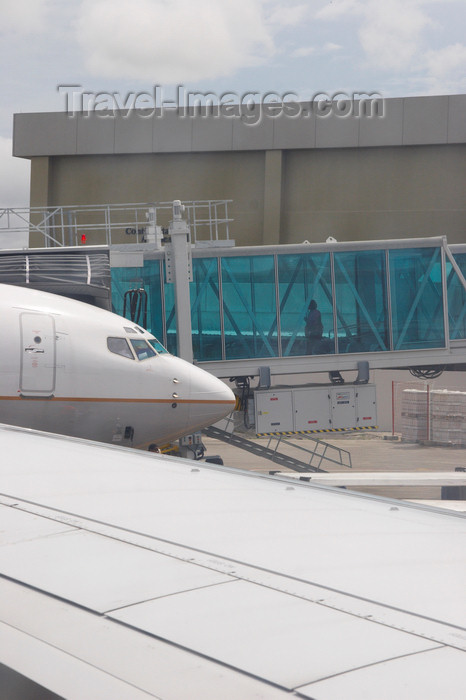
203, 426, 353, 473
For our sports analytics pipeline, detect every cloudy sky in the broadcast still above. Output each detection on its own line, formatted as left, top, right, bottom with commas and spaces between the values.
1, 0, 465, 205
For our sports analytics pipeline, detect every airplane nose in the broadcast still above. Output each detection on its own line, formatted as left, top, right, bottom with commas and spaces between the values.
187, 366, 236, 431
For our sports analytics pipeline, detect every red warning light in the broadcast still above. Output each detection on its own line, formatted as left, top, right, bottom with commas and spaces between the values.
81, 234, 87, 244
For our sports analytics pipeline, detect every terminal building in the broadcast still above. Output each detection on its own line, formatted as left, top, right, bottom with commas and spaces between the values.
12, 93, 466, 247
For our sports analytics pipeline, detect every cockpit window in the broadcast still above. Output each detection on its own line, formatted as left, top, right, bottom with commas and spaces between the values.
148, 337, 169, 354
130, 339, 157, 360
107, 337, 134, 359
124, 326, 137, 334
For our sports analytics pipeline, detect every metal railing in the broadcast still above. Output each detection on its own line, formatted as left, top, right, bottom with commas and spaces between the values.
203, 425, 352, 472
266, 434, 352, 470
0, 200, 232, 248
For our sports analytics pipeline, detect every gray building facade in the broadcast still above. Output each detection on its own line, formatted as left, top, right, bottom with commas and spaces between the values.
13, 94, 466, 246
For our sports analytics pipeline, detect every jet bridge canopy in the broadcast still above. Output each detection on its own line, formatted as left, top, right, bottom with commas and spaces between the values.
0, 246, 111, 309
111, 235, 466, 378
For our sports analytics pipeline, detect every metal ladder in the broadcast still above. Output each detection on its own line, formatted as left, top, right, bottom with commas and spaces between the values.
203, 426, 352, 473
266, 434, 352, 471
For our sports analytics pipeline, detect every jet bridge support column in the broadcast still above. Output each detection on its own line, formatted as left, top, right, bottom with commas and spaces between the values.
165, 200, 193, 363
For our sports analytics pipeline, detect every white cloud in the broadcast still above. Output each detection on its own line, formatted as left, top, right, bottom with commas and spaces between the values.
424, 42, 466, 92
316, 0, 361, 21
361, 2, 435, 71
76, 0, 277, 82
291, 41, 340, 60
2, 0, 49, 34
267, 3, 309, 26
317, 0, 433, 70
315, 0, 465, 79
292, 46, 316, 58
323, 42, 342, 52
0, 137, 30, 209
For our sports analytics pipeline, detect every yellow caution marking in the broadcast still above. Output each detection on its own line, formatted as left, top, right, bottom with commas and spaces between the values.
257, 426, 378, 437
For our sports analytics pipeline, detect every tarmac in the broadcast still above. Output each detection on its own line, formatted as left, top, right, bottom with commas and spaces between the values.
202, 431, 466, 503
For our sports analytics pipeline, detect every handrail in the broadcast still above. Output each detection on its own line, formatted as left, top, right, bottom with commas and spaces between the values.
0, 200, 233, 248
266, 434, 352, 470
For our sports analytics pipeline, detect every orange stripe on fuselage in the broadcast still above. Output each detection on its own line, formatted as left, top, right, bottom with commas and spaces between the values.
0, 396, 235, 405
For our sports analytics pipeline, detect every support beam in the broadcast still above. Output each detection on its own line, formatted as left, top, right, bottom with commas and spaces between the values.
166, 201, 194, 363
29, 157, 50, 209
263, 150, 282, 245
29, 157, 51, 247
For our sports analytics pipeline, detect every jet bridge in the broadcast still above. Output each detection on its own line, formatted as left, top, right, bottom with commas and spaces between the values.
109, 210, 466, 384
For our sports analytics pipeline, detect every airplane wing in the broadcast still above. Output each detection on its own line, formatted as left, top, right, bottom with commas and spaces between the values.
0, 423, 465, 699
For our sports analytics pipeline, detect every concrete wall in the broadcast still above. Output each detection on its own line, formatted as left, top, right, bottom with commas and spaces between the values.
34, 151, 267, 246
281, 144, 466, 244
14, 94, 466, 247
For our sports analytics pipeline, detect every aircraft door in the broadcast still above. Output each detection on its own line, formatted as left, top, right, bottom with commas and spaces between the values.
20, 313, 56, 396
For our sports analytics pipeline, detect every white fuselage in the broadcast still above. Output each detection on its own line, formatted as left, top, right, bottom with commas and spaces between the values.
0, 284, 235, 446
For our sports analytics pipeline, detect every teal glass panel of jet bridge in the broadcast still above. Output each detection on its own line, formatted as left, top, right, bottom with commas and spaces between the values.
111, 261, 166, 345
190, 258, 222, 361
334, 250, 389, 354
277, 252, 334, 357
447, 253, 466, 340
221, 255, 278, 359
389, 247, 445, 350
